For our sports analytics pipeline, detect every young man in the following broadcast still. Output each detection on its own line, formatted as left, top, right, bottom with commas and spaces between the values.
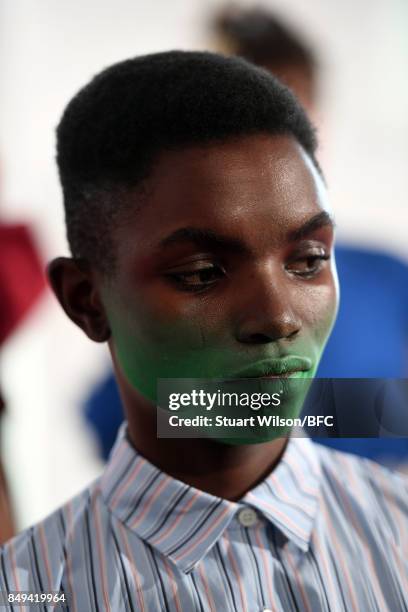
0, 51, 407, 611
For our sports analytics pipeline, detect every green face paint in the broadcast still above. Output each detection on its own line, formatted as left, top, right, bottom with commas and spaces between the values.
104, 293, 335, 445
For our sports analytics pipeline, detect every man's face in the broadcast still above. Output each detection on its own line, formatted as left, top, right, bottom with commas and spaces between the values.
99, 134, 338, 408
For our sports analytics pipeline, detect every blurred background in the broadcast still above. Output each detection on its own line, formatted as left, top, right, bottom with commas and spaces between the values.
0, 0, 407, 531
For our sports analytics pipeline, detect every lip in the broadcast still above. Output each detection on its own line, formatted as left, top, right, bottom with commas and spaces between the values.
232, 356, 313, 379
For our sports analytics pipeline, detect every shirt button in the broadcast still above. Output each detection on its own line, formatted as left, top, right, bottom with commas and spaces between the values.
237, 507, 258, 527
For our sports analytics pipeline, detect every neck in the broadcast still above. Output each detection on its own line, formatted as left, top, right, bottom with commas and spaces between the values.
124, 389, 288, 501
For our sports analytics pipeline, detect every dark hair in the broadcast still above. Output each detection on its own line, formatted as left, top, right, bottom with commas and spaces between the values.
213, 7, 316, 75
56, 50, 318, 272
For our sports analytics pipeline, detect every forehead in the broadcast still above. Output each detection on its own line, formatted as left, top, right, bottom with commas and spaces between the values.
116, 134, 329, 252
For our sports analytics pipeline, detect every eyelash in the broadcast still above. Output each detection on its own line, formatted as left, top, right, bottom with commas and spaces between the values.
285, 254, 331, 278
166, 264, 225, 293
166, 253, 330, 293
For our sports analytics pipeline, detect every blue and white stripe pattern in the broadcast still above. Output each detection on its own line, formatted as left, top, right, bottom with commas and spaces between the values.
1, 425, 408, 611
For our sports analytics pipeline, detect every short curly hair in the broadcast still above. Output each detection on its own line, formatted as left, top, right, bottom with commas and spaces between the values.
56, 50, 318, 272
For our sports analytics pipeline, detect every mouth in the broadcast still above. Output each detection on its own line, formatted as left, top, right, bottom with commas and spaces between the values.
258, 372, 291, 379
232, 356, 313, 379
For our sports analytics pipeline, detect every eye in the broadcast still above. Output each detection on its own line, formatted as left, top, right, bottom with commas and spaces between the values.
286, 250, 330, 278
165, 262, 226, 292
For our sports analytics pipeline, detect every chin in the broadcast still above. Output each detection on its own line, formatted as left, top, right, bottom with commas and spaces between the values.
214, 435, 287, 446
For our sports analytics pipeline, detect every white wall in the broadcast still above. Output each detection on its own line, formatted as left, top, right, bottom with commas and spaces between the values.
1, 0, 407, 529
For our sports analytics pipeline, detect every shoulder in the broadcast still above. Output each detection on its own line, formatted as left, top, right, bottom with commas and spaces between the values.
0, 480, 99, 594
314, 442, 408, 532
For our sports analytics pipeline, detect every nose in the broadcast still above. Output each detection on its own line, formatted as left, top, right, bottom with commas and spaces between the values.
234, 265, 302, 345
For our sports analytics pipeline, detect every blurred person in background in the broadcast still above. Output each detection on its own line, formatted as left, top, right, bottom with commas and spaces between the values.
82, 5, 408, 466
0, 179, 46, 541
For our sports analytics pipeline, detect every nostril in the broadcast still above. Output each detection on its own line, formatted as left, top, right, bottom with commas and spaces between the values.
237, 323, 301, 345
243, 333, 274, 344
287, 328, 299, 340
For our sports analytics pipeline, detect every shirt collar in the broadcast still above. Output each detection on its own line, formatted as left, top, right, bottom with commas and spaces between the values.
242, 433, 321, 553
100, 424, 321, 573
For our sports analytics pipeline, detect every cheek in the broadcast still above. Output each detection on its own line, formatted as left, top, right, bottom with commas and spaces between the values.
129, 287, 224, 348
300, 278, 339, 346
106, 288, 229, 401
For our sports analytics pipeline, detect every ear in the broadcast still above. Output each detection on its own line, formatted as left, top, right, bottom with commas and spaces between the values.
47, 257, 111, 342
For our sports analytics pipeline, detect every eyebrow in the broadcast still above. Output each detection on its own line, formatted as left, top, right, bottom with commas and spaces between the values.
288, 211, 335, 241
159, 227, 247, 253
159, 212, 335, 252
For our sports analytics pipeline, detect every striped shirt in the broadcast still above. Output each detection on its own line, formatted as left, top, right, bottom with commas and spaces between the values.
1, 426, 408, 612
